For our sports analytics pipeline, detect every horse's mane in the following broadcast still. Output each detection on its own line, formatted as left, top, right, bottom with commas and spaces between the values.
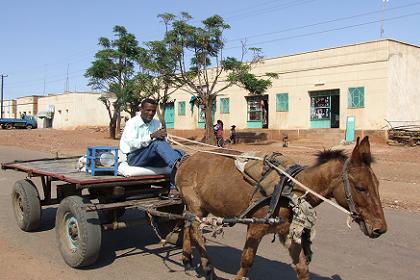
315, 149, 374, 166
315, 149, 348, 166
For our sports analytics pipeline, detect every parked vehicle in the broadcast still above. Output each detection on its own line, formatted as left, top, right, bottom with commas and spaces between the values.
0, 114, 37, 129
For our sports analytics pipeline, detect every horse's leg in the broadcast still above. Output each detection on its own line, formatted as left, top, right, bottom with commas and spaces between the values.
182, 224, 194, 272
190, 220, 217, 280
288, 241, 309, 280
235, 224, 266, 280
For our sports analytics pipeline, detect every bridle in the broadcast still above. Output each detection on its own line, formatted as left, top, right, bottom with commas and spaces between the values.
341, 158, 360, 219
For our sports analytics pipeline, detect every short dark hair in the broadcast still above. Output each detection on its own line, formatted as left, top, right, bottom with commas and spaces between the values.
140, 98, 158, 108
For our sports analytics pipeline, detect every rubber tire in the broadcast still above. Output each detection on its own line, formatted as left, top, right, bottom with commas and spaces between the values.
5, 123, 13, 129
55, 196, 101, 268
11, 179, 42, 232
26, 125, 33, 129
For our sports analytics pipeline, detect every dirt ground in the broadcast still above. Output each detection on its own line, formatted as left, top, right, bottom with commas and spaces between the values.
1, 126, 419, 212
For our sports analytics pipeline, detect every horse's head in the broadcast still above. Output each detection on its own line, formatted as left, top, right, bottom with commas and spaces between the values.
333, 136, 387, 238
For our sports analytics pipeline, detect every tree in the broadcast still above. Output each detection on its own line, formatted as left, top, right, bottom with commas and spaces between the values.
163, 13, 277, 143
135, 39, 181, 126
134, 13, 186, 126
85, 25, 140, 139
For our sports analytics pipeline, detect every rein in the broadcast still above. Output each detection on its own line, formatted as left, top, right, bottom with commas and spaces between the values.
167, 134, 353, 219
342, 158, 360, 219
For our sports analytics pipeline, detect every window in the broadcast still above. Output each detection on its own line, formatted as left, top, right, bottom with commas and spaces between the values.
276, 93, 289, 112
348, 87, 364, 108
220, 98, 230, 114
247, 97, 262, 121
310, 95, 330, 120
178, 101, 186, 116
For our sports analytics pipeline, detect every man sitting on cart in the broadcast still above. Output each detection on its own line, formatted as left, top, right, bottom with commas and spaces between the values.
119, 98, 186, 185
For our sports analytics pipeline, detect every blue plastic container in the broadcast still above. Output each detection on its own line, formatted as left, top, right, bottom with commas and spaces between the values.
85, 146, 119, 176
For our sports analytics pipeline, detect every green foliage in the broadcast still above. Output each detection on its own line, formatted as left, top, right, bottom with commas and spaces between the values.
238, 73, 272, 95
85, 25, 141, 138
160, 12, 278, 142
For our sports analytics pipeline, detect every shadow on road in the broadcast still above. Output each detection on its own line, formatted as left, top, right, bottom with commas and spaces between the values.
206, 244, 342, 280
77, 210, 340, 279
34, 207, 57, 232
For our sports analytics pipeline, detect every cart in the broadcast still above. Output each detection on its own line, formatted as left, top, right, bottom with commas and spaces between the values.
1, 156, 185, 268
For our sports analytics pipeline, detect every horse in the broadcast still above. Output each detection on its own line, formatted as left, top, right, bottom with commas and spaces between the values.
175, 136, 387, 280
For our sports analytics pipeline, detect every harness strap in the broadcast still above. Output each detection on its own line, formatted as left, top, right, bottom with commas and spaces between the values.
238, 196, 272, 219
252, 152, 286, 197
266, 164, 305, 219
341, 158, 359, 218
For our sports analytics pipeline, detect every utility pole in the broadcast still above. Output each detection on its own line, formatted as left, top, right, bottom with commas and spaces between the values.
65, 64, 69, 92
1, 74, 8, 119
380, 0, 389, 38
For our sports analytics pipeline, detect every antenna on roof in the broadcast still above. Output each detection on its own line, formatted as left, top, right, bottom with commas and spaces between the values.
380, 0, 389, 38
65, 64, 70, 92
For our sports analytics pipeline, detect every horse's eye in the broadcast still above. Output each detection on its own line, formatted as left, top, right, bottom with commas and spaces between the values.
355, 185, 367, 192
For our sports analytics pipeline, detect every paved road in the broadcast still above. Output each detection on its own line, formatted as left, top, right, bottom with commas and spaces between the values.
0, 146, 419, 280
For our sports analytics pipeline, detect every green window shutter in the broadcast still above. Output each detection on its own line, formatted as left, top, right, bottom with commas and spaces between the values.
178, 101, 186, 116
348, 87, 365, 108
220, 98, 230, 114
276, 93, 289, 112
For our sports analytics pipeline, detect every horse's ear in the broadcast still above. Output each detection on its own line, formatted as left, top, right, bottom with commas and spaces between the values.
351, 136, 371, 166
356, 137, 360, 146
359, 136, 371, 155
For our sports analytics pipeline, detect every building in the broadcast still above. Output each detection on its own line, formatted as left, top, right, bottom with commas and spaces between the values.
2, 99, 17, 118
167, 39, 420, 142
6, 39, 420, 143
37, 92, 113, 129
16, 95, 40, 118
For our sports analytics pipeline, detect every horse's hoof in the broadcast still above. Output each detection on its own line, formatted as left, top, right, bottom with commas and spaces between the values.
204, 265, 217, 280
183, 260, 194, 272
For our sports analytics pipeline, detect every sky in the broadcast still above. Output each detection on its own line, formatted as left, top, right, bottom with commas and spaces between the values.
1, 0, 419, 100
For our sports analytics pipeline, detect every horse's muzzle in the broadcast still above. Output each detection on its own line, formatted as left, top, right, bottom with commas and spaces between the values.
359, 219, 387, 238
371, 227, 387, 238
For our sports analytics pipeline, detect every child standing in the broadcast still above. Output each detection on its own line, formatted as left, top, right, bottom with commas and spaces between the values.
230, 125, 238, 144
213, 120, 224, 147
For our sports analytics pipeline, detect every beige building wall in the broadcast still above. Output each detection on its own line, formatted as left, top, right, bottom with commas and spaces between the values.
37, 92, 112, 129
387, 40, 420, 127
16, 96, 39, 117
170, 39, 418, 133
2, 99, 17, 118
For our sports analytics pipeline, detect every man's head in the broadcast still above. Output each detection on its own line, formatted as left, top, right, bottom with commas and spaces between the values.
139, 98, 158, 123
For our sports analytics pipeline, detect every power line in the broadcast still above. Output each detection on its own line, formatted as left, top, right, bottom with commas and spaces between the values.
225, 0, 318, 21
226, 11, 420, 50
228, 1, 420, 42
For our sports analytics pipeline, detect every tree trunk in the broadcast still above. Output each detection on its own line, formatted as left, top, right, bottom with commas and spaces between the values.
204, 97, 216, 145
109, 112, 117, 139
157, 105, 166, 127
115, 111, 121, 136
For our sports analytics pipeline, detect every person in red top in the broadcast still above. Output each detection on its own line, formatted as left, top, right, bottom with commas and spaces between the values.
213, 120, 224, 147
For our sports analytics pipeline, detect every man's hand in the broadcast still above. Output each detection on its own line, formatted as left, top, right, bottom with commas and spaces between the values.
150, 127, 167, 139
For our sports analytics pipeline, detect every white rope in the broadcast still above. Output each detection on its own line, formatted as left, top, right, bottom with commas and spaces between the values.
167, 134, 352, 217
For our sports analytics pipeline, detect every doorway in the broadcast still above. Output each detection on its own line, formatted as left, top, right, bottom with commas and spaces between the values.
164, 103, 174, 129
245, 95, 268, 129
309, 89, 340, 128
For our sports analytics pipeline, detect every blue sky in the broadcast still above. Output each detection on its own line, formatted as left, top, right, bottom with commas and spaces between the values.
1, 0, 419, 100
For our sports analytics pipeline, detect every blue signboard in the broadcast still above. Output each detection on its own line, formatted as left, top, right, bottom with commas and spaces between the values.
345, 116, 356, 143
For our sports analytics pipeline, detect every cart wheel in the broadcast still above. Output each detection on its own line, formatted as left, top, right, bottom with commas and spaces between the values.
26, 125, 33, 129
12, 179, 42, 232
5, 123, 13, 129
55, 196, 101, 268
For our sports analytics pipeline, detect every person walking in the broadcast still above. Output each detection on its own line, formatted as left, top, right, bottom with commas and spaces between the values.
213, 120, 224, 147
